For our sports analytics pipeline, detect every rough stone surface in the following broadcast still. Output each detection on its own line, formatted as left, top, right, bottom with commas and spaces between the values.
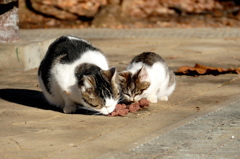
0, 7, 19, 43
109, 100, 240, 159
121, 0, 222, 18
27, 0, 226, 20
29, 0, 107, 20
20, 0, 240, 28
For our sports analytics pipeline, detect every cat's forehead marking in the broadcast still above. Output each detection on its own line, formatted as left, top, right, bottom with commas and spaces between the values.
124, 75, 135, 91
95, 73, 113, 98
128, 89, 132, 95
83, 79, 92, 88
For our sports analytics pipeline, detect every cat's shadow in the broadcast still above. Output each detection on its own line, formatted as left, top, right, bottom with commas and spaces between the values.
0, 89, 100, 115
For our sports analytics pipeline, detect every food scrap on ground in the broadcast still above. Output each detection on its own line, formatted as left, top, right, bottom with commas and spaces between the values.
108, 99, 150, 116
175, 63, 240, 76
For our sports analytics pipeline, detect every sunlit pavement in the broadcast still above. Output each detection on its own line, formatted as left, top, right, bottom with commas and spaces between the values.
0, 28, 240, 159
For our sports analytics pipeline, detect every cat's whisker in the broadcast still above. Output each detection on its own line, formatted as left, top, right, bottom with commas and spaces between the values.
77, 104, 103, 115
117, 98, 126, 104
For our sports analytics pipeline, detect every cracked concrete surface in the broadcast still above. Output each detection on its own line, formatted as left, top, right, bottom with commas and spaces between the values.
0, 29, 240, 159
109, 99, 240, 159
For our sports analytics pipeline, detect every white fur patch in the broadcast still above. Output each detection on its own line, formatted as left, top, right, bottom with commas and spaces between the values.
52, 50, 108, 92
127, 62, 144, 74
83, 76, 93, 88
99, 98, 118, 115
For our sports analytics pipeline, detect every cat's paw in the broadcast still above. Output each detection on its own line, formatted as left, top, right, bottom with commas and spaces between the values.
63, 105, 77, 114
147, 96, 158, 103
160, 96, 168, 101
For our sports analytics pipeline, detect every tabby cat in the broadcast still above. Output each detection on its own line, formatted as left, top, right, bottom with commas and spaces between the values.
119, 52, 176, 103
38, 36, 122, 115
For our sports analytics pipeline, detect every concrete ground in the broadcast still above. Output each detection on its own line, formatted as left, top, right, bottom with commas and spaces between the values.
0, 28, 240, 159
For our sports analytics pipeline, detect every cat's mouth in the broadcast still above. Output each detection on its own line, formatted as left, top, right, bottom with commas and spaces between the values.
119, 101, 134, 105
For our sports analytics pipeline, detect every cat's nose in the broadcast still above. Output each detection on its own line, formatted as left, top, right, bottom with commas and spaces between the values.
133, 97, 140, 103
134, 99, 138, 103
129, 97, 135, 102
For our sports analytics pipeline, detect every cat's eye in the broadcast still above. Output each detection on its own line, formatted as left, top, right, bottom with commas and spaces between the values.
124, 93, 131, 97
135, 91, 141, 95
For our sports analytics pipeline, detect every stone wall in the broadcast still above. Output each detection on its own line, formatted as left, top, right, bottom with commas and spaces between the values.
0, 0, 19, 43
28, 0, 225, 20
19, 0, 240, 28
29, 0, 108, 20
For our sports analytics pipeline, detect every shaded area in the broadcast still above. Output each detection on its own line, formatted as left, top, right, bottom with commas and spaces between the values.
0, 89, 100, 115
0, 88, 59, 111
0, 0, 18, 15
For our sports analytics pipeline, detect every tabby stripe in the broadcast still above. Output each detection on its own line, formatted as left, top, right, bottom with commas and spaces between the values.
95, 73, 112, 99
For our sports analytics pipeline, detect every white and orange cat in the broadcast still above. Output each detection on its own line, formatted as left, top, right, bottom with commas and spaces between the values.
119, 52, 176, 103
38, 36, 123, 115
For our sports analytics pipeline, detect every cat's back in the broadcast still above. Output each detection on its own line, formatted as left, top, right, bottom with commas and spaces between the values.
40, 36, 100, 66
39, 36, 108, 76
130, 52, 165, 66
127, 52, 167, 73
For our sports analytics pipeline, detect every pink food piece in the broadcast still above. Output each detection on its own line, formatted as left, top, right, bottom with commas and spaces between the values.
108, 99, 150, 116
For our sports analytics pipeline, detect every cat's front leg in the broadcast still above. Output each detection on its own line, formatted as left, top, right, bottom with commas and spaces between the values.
159, 96, 168, 101
62, 91, 77, 114
147, 95, 158, 103
63, 100, 77, 114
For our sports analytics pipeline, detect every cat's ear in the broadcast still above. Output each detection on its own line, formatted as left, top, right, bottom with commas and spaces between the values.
118, 74, 126, 84
101, 67, 117, 82
79, 75, 95, 91
137, 66, 148, 82
140, 81, 150, 90
118, 71, 131, 83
